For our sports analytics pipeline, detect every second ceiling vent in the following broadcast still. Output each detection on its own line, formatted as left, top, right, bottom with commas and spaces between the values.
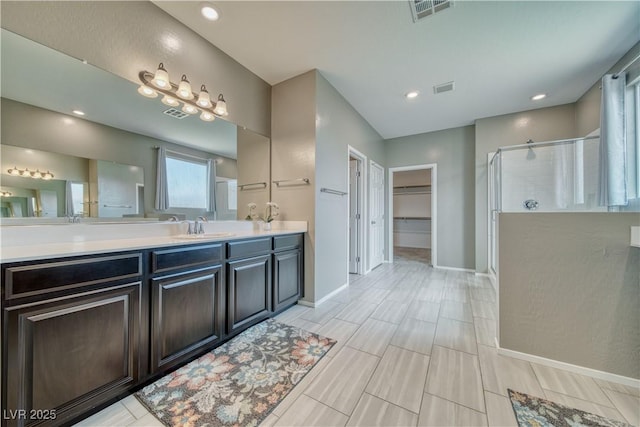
433, 81, 455, 94
410, 0, 453, 22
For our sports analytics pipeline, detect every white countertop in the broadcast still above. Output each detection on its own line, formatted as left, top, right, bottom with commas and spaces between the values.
0, 221, 307, 263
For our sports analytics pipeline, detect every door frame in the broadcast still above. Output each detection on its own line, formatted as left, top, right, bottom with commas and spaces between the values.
369, 160, 385, 273
388, 164, 437, 267
347, 146, 368, 277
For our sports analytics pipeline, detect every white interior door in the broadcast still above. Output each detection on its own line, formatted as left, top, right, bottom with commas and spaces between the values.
349, 159, 360, 273
370, 161, 385, 269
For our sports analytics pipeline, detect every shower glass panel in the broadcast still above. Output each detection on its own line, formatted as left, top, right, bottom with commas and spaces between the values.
497, 137, 605, 213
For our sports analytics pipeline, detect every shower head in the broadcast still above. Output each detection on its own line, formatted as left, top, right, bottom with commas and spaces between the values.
526, 139, 536, 159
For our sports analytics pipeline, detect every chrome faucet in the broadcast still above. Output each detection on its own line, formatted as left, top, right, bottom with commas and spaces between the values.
168, 216, 179, 222
67, 214, 81, 223
197, 216, 208, 222
186, 220, 205, 235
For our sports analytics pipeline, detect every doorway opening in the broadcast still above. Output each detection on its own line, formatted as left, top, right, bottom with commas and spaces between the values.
348, 147, 367, 277
388, 165, 437, 266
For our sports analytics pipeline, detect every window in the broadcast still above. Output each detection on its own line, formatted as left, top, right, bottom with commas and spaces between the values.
70, 182, 85, 215
166, 154, 209, 209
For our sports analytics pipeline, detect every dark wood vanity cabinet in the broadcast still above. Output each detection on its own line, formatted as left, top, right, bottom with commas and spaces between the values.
1, 233, 304, 426
1, 253, 145, 427
149, 243, 225, 373
226, 254, 272, 335
273, 235, 303, 313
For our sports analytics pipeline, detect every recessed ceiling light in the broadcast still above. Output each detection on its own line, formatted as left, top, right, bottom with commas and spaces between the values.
72, 110, 85, 116
405, 91, 419, 99
531, 93, 546, 101
201, 3, 220, 21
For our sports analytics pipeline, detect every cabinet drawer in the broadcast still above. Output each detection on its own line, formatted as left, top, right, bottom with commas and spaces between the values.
274, 234, 303, 251
4, 253, 142, 301
227, 238, 271, 259
151, 243, 223, 274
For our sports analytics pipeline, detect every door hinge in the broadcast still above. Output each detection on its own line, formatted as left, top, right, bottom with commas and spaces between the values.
356, 213, 361, 220
356, 256, 361, 262
356, 171, 361, 177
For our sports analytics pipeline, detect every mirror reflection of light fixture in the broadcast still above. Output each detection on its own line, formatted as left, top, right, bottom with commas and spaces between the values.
137, 65, 228, 122
161, 95, 179, 107
181, 104, 198, 115
6, 167, 54, 180
0, 191, 12, 197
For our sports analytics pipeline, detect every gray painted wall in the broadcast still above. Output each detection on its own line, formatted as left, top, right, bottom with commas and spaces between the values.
1, 1, 271, 136
1, 98, 236, 217
315, 72, 385, 300
474, 104, 577, 272
499, 213, 640, 379
271, 71, 318, 301
386, 126, 475, 270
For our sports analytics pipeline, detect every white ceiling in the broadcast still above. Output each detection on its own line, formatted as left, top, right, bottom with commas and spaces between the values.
154, 0, 640, 139
1, 29, 238, 158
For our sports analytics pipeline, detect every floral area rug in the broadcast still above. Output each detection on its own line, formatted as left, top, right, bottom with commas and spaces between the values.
508, 389, 631, 427
136, 319, 335, 427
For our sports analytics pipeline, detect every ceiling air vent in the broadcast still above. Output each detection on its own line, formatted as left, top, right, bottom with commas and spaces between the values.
433, 81, 455, 94
163, 108, 189, 119
410, 0, 453, 22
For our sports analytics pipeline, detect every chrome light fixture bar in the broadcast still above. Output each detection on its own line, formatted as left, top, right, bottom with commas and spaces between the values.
137, 63, 228, 122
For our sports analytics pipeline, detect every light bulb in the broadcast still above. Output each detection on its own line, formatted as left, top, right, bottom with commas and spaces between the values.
20, 169, 29, 177
137, 85, 158, 98
213, 94, 228, 116
181, 104, 198, 115
161, 95, 180, 107
42, 171, 54, 180
196, 85, 212, 108
8, 167, 20, 176
177, 75, 194, 100
200, 111, 216, 122
151, 63, 170, 89
31, 169, 42, 179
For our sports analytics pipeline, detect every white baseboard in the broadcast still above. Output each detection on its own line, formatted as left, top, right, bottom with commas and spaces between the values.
496, 341, 640, 389
297, 282, 348, 308
435, 265, 475, 273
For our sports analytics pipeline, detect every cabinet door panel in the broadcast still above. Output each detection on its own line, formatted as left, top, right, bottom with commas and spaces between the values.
273, 250, 302, 312
227, 255, 271, 333
4, 282, 141, 426
151, 267, 223, 372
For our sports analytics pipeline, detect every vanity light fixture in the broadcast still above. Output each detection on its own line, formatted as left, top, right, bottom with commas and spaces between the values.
137, 64, 229, 122
0, 191, 12, 197
531, 93, 546, 101
6, 167, 54, 180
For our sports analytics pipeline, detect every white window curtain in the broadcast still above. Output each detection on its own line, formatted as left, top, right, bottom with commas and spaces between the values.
64, 180, 74, 216
155, 147, 169, 211
598, 73, 628, 207
207, 158, 217, 218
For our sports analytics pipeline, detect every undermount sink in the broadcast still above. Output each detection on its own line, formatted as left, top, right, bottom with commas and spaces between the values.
173, 232, 236, 240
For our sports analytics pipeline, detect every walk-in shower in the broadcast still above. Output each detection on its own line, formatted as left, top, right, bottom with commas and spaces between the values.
487, 134, 639, 275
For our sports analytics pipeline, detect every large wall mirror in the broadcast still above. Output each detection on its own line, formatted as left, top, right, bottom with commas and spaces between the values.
0, 29, 270, 223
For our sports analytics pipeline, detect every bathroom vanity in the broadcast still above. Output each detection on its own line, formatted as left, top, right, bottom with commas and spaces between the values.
0, 222, 305, 426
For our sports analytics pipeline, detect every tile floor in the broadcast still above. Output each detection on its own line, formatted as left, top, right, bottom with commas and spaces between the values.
76, 255, 640, 426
